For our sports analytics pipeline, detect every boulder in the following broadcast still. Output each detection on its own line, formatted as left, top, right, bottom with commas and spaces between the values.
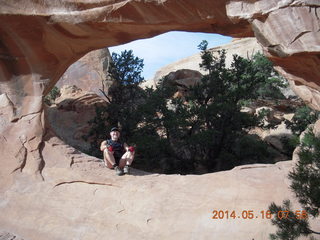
56, 48, 113, 97
47, 86, 108, 154
166, 69, 202, 98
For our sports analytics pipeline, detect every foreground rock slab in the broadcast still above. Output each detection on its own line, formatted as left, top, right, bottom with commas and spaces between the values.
0, 135, 319, 240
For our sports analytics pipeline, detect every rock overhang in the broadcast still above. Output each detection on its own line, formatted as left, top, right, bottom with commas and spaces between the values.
0, 1, 320, 239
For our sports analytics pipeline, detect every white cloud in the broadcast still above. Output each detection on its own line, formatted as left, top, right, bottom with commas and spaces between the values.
109, 31, 232, 80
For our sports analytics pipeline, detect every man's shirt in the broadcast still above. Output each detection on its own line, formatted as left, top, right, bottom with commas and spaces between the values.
107, 139, 125, 160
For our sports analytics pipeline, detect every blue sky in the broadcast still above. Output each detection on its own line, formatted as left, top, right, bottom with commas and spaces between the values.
109, 31, 232, 80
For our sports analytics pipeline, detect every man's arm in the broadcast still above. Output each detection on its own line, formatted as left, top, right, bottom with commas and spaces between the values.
124, 143, 129, 152
100, 140, 107, 151
124, 143, 135, 152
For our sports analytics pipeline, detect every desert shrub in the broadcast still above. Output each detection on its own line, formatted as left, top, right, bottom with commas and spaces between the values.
82, 105, 108, 158
233, 135, 275, 165
269, 130, 320, 240
253, 52, 288, 100
86, 42, 290, 174
44, 86, 60, 105
280, 105, 320, 157
285, 106, 320, 136
280, 135, 300, 157
130, 42, 283, 173
83, 50, 145, 157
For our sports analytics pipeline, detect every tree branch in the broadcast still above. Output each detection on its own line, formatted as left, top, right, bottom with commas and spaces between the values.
309, 229, 320, 235
99, 89, 112, 103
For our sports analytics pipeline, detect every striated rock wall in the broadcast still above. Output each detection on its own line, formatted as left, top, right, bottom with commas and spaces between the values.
0, 1, 319, 167
47, 85, 108, 154
0, 1, 320, 239
56, 48, 112, 97
227, 0, 320, 103
0, 0, 250, 180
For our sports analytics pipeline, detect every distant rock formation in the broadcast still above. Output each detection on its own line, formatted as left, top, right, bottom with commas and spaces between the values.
153, 37, 262, 82
162, 69, 203, 99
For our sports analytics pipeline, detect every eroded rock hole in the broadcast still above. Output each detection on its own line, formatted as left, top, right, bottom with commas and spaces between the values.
47, 32, 310, 175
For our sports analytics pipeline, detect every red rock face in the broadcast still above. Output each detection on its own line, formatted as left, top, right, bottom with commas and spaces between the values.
47, 85, 108, 154
227, 0, 320, 102
0, 1, 320, 239
0, 0, 318, 179
0, 0, 318, 178
56, 48, 112, 96
0, 0, 254, 180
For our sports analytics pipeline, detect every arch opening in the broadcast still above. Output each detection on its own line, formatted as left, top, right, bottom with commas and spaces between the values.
48, 31, 304, 175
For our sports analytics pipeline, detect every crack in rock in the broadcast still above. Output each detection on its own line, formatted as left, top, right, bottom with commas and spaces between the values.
53, 180, 119, 188
290, 30, 311, 44
0, 231, 25, 240
237, 165, 268, 170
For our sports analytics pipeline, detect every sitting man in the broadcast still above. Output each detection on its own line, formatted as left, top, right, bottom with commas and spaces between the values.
100, 127, 135, 176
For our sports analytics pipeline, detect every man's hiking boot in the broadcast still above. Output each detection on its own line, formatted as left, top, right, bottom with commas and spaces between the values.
123, 165, 130, 175
114, 166, 124, 176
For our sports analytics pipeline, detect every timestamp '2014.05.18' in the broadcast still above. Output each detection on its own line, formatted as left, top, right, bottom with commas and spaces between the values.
211, 210, 308, 220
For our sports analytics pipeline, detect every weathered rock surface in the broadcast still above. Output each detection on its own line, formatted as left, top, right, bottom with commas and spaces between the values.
0, 231, 25, 240
47, 85, 108, 154
226, 0, 320, 108
56, 48, 112, 97
288, 80, 320, 112
0, 0, 251, 181
0, 133, 319, 240
0, 1, 320, 239
0, 0, 319, 176
158, 69, 203, 99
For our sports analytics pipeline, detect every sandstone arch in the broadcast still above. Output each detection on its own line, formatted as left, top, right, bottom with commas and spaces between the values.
0, 0, 319, 179
0, 0, 319, 177
0, 1, 320, 238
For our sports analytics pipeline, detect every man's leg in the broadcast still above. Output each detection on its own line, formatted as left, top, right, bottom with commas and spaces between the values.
119, 151, 135, 168
103, 149, 117, 168
104, 150, 124, 176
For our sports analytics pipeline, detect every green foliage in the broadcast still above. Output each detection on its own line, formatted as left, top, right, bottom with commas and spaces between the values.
253, 53, 287, 100
285, 106, 320, 136
269, 200, 311, 240
233, 135, 275, 164
83, 50, 145, 157
82, 105, 108, 158
280, 135, 300, 157
269, 130, 320, 239
109, 50, 144, 86
289, 130, 320, 218
44, 86, 60, 105
282, 105, 319, 158
107, 50, 145, 142
129, 41, 282, 173
85, 41, 289, 174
